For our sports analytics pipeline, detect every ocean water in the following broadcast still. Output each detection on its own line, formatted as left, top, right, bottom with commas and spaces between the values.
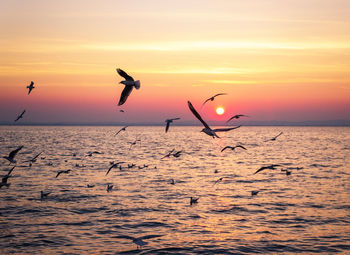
0, 126, 349, 254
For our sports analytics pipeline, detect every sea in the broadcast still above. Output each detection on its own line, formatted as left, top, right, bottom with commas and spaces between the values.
0, 126, 349, 254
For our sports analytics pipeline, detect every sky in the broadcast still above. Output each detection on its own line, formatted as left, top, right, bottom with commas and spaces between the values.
0, 0, 349, 124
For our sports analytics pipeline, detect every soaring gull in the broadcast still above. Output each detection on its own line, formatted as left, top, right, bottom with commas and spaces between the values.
188, 101, 241, 138
221, 145, 247, 152
116, 68, 140, 106
265, 132, 283, 142
14, 110, 26, 122
115, 126, 128, 136
0, 166, 16, 189
27, 81, 35, 95
226, 114, 249, 123
165, 118, 180, 133
3, 146, 23, 164
202, 93, 227, 106
254, 164, 282, 174
105, 161, 125, 176
55, 169, 71, 178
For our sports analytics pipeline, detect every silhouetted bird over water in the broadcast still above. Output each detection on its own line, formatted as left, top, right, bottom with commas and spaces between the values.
116, 68, 140, 106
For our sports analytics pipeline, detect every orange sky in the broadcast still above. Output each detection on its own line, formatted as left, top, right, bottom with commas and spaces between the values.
0, 0, 349, 124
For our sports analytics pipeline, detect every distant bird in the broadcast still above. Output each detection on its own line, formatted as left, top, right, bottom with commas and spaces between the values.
26, 81, 35, 95
3, 146, 23, 164
14, 110, 26, 122
129, 138, 141, 150
281, 169, 291, 175
86, 151, 102, 157
190, 197, 199, 205
251, 190, 260, 196
202, 93, 227, 106
24, 151, 43, 166
172, 150, 182, 158
214, 169, 219, 174
188, 101, 241, 138
254, 164, 282, 174
87, 184, 95, 188
40, 190, 51, 199
120, 109, 125, 112
265, 132, 283, 142
213, 177, 224, 185
0, 166, 15, 189
116, 68, 140, 106
169, 178, 175, 185
55, 169, 71, 178
221, 145, 247, 152
106, 161, 125, 176
107, 184, 113, 192
115, 126, 128, 136
226, 114, 249, 123
160, 149, 175, 159
165, 118, 180, 133
114, 234, 163, 249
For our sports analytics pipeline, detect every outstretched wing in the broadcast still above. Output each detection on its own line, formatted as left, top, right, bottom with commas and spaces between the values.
116, 68, 134, 81
9, 146, 23, 158
213, 93, 227, 98
213, 125, 241, 132
165, 121, 170, 133
188, 101, 210, 129
105, 164, 115, 176
170, 117, 180, 121
33, 152, 42, 160
7, 166, 16, 176
254, 166, 267, 174
118, 86, 134, 106
236, 145, 247, 150
274, 132, 283, 139
221, 146, 232, 152
202, 97, 211, 106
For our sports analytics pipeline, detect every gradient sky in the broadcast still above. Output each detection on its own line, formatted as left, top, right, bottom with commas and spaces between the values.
0, 0, 349, 124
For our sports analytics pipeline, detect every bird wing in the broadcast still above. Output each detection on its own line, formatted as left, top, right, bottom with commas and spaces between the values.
202, 98, 211, 106
7, 166, 16, 176
274, 132, 283, 139
21, 110, 26, 117
33, 152, 42, 160
213, 93, 227, 98
28, 87, 33, 95
106, 165, 115, 176
115, 129, 122, 136
213, 125, 241, 132
188, 101, 210, 129
118, 85, 133, 106
165, 121, 170, 132
221, 146, 232, 152
55, 171, 62, 178
9, 146, 23, 158
116, 68, 134, 81
226, 116, 236, 123
171, 117, 180, 121
237, 145, 247, 150
254, 166, 268, 174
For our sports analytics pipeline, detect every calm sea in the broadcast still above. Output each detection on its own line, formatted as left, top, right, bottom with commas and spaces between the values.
0, 126, 349, 254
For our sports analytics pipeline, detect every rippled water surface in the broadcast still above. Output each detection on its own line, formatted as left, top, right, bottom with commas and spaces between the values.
0, 126, 349, 254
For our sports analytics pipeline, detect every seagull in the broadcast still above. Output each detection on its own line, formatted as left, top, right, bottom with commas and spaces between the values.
172, 150, 182, 158
221, 145, 247, 152
14, 110, 26, 122
40, 190, 51, 199
0, 166, 16, 189
55, 169, 71, 178
87, 184, 95, 188
3, 146, 23, 164
169, 178, 175, 185
105, 161, 125, 176
115, 126, 128, 136
190, 197, 199, 205
251, 190, 260, 196
165, 118, 180, 133
86, 151, 103, 157
254, 164, 282, 174
213, 177, 224, 186
188, 101, 241, 138
202, 93, 227, 106
160, 149, 175, 159
113, 234, 163, 249
116, 68, 140, 106
265, 132, 283, 142
226, 114, 249, 123
129, 138, 141, 150
107, 184, 113, 192
24, 151, 43, 166
26, 81, 35, 95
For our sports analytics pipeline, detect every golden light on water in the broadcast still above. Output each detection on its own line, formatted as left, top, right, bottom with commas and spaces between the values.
216, 107, 225, 115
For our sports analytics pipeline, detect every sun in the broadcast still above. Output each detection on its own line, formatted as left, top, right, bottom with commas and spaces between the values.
216, 107, 225, 115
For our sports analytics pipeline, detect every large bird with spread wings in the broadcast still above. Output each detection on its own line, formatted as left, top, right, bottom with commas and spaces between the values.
116, 68, 140, 106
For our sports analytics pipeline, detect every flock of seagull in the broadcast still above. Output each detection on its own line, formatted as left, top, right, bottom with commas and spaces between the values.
1, 68, 296, 249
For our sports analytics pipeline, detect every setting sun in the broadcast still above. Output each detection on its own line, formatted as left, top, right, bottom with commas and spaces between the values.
216, 107, 225, 115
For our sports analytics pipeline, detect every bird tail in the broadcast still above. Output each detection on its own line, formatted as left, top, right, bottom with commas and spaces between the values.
134, 80, 140, 90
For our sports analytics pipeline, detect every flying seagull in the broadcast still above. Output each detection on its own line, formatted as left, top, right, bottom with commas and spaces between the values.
115, 126, 128, 136
172, 150, 182, 158
14, 110, 26, 122
24, 151, 43, 166
0, 166, 16, 189
254, 164, 282, 175
116, 68, 140, 106
221, 145, 247, 152
160, 149, 175, 159
107, 184, 113, 192
27, 81, 35, 95
265, 132, 283, 142
202, 93, 227, 106
251, 190, 260, 196
165, 118, 180, 133
86, 151, 103, 157
190, 197, 199, 205
226, 114, 249, 123
105, 161, 125, 176
113, 234, 163, 249
281, 169, 292, 175
40, 190, 51, 200
188, 101, 241, 138
55, 169, 71, 178
3, 146, 23, 164
213, 177, 224, 186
